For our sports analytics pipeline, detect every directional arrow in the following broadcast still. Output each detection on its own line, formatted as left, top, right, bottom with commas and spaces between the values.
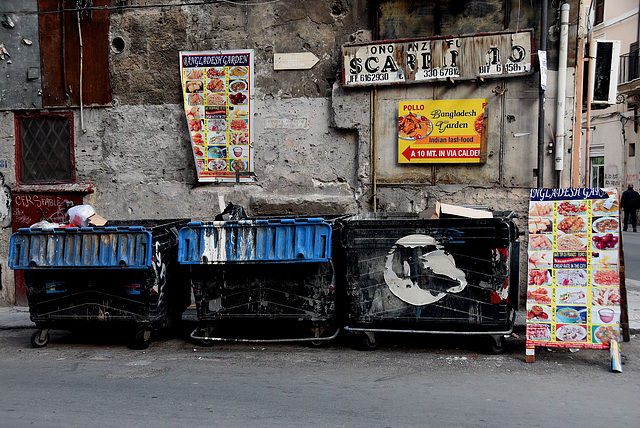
402, 145, 481, 161
402, 146, 415, 161
273, 52, 320, 70
402, 146, 438, 161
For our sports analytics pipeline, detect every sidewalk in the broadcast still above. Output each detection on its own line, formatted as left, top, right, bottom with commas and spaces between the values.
0, 306, 32, 330
2, 281, 639, 332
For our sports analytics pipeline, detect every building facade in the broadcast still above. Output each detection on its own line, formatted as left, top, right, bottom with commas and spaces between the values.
587, 0, 639, 190
0, 0, 584, 305
615, 1, 640, 189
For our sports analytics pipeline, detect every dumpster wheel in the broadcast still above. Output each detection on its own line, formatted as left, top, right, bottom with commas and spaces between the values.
309, 326, 339, 348
485, 335, 508, 355
355, 332, 380, 351
31, 329, 50, 348
129, 329, 152, 350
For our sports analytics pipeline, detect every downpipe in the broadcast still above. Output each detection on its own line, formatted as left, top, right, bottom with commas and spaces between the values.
554, 3, 570, 186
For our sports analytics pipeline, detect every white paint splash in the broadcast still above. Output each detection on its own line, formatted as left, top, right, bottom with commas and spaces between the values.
383, 234, 467, 306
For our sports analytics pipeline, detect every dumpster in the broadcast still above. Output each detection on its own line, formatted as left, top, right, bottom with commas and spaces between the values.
178, 217, 339, 345
336, 211, 520, 352
9, 219, 191, 349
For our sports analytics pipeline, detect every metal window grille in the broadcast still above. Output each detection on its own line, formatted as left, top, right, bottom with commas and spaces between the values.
19, 115, 73, 184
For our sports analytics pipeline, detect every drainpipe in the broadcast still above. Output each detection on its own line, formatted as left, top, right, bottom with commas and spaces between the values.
537, 0, 548, 188
555, 3, 570, 187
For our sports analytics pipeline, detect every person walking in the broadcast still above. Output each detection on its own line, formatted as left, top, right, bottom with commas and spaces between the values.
621, 184, 640, 232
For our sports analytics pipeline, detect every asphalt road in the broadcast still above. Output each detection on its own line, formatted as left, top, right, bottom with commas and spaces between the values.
1, 326, 639, 428
622, 230, 640, 280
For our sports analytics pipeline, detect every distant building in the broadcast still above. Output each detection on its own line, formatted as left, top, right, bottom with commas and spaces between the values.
590, 0, 640, 189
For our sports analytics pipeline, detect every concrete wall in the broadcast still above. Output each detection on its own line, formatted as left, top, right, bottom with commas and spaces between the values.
0, 0, 581, 305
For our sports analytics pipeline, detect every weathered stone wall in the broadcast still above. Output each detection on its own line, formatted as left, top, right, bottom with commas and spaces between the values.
0, 0, 580, 305
0, 112, 15, 304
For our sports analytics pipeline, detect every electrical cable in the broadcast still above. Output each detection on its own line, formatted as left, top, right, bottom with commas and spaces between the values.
0, 0, 281, 16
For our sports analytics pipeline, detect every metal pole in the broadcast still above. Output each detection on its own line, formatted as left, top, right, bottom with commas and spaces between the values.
537, 0, 549, 188
554, 3, 571, 187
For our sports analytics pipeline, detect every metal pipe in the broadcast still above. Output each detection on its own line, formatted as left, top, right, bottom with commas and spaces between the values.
537, 0, 549, 188
190, 327, 341, 344
344, 311, 516, 337
77, 11, 86, 133
344, 326, 513, 336
554, 3, 570, 186
372, 88, 377, 212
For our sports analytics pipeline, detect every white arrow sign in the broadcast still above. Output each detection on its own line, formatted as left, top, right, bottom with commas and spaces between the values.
273, 52, 319, 70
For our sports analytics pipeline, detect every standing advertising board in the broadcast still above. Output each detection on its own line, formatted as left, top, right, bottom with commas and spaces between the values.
179, 50, 254, 182
398, 99, 487, 164
526, 188, 623, 356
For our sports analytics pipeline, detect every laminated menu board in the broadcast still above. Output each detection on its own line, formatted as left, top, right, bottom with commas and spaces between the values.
526, 188, 622, 350
180, 50, 254, 182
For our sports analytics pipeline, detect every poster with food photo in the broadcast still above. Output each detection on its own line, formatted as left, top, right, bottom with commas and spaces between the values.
526, 188, 622, 351
180, 50, 254, 182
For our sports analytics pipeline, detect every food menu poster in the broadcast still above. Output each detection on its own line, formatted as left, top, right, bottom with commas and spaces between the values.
398, 99, 487, 164
180, 50, 254, 182
526, 188, 622, 350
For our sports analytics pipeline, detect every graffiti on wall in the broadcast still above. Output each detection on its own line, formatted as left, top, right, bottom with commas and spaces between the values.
604, 173, 620, 187
12, 194, 72, 227
0, 173, 11, 229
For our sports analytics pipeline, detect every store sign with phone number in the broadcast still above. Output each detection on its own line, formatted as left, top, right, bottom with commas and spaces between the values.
180, 50, 254, 183
342, 30, 532, 87
526, 188, 623, 351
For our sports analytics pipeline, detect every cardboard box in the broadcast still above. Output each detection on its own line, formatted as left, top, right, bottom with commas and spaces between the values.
88, 213, 107, 226
433, 202, 493, 219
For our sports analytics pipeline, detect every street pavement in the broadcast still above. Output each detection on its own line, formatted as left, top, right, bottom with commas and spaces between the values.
2, 230, 640, 333
2, 226, 639, 427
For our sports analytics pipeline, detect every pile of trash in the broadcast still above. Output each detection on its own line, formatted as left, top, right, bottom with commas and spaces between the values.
29, 204, 107, 229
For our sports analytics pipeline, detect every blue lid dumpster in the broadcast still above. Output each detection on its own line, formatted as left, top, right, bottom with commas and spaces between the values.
9, 219, 191, 349
178, 218, 339, 345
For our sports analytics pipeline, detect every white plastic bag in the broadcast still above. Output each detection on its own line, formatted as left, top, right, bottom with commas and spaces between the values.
30, 220, 60, 229
67, 204, 96, 227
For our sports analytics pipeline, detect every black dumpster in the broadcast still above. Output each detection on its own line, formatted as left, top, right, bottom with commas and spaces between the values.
336, 211, 520, 352
9, 219, 191, 349
178, 217, 339, 345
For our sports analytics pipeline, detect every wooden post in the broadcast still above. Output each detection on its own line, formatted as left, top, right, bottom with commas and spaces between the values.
584, 32, 594, 186
526, 345, 535, 363
572, 36, 585, 187
618, 231, 631, 342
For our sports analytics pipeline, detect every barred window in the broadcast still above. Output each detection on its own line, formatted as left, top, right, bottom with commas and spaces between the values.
15, 112, 75, 184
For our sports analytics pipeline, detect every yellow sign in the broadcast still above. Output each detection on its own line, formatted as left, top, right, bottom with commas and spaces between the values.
398, 98, 487, 164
